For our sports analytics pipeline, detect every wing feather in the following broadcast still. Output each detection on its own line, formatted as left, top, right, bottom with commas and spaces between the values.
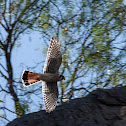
43, 37, 62, 74
42, 81, 58, 113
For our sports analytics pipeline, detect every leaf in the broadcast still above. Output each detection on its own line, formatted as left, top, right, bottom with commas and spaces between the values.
0, 100, 3, 102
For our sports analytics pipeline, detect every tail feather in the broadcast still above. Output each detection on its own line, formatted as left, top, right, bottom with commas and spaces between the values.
22, 70, 41, 86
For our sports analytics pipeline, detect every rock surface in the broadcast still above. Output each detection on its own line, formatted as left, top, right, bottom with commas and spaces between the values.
7, 87, 126, 126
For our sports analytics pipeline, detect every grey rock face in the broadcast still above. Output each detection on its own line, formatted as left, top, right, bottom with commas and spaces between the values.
7, 87, 126, 126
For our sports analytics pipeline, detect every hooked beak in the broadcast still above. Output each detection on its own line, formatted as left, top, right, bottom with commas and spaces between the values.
63, 76, 65, 80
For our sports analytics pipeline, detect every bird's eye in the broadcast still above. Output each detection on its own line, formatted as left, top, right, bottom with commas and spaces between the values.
59, 75, 64, 78
59, 75, 65, 80
59, 75, 62, 78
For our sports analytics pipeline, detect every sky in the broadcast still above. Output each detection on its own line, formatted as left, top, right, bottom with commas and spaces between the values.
12, 32, 45, 76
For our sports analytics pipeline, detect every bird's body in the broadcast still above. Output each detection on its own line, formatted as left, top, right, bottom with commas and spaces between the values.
21, 37, 65, 113
40, 73, 64, 82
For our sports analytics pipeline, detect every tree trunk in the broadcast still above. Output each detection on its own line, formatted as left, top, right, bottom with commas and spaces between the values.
5, 46, 24, 117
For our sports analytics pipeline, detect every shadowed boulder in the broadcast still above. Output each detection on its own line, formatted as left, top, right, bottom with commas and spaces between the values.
7, 87, 126, 126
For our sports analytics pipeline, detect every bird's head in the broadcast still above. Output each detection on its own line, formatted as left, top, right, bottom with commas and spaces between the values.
59, 75, 65, 81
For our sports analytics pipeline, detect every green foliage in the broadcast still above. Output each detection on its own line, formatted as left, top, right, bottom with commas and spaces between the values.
16, 101, 25, 118
0, 100, 3, 102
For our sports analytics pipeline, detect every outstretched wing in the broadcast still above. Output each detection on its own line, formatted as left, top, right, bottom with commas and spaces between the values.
42, 81, 58, 113
43, 37, 62, 74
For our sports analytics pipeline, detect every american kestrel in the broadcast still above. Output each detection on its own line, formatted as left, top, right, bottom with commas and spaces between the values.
22, 37, 65, 113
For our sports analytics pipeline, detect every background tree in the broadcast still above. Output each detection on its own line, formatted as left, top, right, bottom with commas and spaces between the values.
0, 0, 126, 125
0, 0, 51, 124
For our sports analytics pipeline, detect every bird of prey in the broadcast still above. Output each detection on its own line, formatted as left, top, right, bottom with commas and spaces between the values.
21, 37, 65, 113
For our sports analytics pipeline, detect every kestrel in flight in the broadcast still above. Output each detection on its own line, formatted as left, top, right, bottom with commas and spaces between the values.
22, 37, 65, 113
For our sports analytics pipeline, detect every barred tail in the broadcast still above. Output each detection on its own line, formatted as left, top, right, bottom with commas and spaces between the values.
21, 70, 41, 86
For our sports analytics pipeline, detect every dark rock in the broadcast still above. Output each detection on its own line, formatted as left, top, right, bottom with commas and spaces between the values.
7, 86, 126, 126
